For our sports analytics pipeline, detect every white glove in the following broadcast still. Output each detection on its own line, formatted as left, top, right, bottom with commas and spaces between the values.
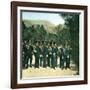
46, 55, 48, 57
40, 55, 43, 57
62, 56, 64, 59
67, 55, 69, 58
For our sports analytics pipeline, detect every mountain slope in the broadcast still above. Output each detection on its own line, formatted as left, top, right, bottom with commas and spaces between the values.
23, 20, 55, 26
23, 20, 64, 34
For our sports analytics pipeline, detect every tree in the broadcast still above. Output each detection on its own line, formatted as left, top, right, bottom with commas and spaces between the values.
56, 24, 70, 45
60, 13, 79, 72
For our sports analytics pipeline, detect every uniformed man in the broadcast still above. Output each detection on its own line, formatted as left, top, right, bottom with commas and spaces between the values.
47, 42, 50, 67
42, 41, 49, 68
28, 40, 33, 67
48, 42, 53, 68
22, 41, 27, 68
23, 43, 30, 68
65, 45, 71, 69
22, 40, 29, 68
59, 44, 66, 69
39, 41, 43, 67
33, 41, 40, 68
52, 42, 58, 68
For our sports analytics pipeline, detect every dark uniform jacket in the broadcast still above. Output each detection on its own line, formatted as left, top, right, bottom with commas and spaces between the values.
27, 45, 33, 57
34, 46, 40, 58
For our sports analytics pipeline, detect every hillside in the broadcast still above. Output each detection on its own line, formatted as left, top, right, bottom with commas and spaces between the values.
23, 20, 63, 34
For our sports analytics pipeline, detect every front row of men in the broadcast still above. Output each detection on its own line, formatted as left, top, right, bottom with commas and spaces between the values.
22, 41, 71, 69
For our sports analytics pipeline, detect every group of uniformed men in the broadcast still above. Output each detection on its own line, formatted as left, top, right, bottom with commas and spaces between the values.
22, 40, 71, 69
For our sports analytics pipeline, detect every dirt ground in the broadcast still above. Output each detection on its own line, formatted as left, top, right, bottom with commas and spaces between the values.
22, 65, 78, 79
22, 56, 78, 79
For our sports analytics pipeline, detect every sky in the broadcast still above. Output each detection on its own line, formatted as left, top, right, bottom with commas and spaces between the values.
22, 11, 65, 25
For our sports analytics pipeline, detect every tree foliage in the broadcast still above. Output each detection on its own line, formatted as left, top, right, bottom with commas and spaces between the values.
60, 13, 79, 69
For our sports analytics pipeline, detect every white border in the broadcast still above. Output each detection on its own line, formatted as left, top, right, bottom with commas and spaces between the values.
17, 7, 84, 84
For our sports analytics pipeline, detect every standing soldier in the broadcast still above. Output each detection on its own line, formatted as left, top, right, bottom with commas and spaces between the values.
33, 41, 40, 68
52, 42, 58, 68
43, 41, 49, 68
65, 45, 71, 69
47, 42, 50, 67
24, 44, 29, 68
39, 41, 43, 67
48, 42, 53, 68
23, 41, 30, 68
28, 40, 33, 67
59, 44, 65, 69
22, 40, 27, 68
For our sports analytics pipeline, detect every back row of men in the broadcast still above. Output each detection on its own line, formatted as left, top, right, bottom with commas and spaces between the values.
22, 40, 71, 69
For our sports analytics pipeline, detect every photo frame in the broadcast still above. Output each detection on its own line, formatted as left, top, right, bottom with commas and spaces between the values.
11, 1, 88, 89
